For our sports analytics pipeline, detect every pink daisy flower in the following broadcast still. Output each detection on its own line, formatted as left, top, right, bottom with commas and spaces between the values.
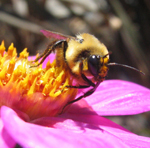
0, 41, 150, 148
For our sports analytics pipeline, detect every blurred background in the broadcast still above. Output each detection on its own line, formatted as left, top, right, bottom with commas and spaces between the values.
0, 0, 150, 136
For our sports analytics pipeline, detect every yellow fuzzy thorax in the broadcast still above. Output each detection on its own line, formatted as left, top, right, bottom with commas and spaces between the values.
0, 41, 77, 120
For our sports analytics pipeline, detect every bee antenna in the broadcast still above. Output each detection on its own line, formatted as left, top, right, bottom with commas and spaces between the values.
107, 62, 145, 75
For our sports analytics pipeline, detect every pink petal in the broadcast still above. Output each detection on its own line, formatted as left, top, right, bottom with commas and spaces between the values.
60, 113, 150, 148
0, 118, 15, 148
1, 106, 129, 148
74, 80, 150, 116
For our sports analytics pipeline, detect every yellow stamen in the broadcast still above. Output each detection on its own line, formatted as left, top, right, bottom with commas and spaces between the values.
27, 77, 37, 95
8, 43, 17, 57
0, 41, 77, 120
19, 48, 29, 59
0, 41, 5, 56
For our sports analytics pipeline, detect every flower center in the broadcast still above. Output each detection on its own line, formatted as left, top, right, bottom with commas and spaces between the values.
0, 41, 77, 120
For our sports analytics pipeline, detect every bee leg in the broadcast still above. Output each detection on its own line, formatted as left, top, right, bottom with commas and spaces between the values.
65, 85, 90, 89
34, 49, 54, 66
60, 81, 100, 114
68, 81, 100, 104
32, 49, 49, 63
32, 40, 57, 63
30, 49, 52, 67
62, 73, 95, 90
61, 85, 90, 93
30, 40, 66, 67
81, 73, 95, 87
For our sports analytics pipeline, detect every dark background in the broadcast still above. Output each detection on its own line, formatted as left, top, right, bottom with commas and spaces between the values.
0, 0, 150, 136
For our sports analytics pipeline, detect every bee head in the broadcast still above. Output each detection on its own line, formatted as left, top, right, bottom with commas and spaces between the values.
87, 53, 110, 81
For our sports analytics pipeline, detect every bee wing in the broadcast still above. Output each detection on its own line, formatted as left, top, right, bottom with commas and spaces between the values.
40, 30, 74, 40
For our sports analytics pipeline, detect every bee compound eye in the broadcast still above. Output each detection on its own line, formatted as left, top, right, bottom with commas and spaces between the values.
88, 55, 100, 77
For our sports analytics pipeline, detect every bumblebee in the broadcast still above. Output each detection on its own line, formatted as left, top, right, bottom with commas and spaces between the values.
32, 30, 144, 108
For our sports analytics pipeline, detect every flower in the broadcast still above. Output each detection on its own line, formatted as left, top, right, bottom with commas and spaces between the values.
0, 41, 150, 147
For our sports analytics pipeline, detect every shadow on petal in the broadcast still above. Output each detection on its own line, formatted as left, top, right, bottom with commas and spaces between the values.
1, 106, 129, 148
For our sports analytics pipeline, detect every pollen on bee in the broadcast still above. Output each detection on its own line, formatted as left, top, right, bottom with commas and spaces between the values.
0, 41, 77, 119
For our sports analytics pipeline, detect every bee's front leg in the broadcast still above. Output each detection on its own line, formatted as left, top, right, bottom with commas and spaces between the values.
30, 40, 66, 67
